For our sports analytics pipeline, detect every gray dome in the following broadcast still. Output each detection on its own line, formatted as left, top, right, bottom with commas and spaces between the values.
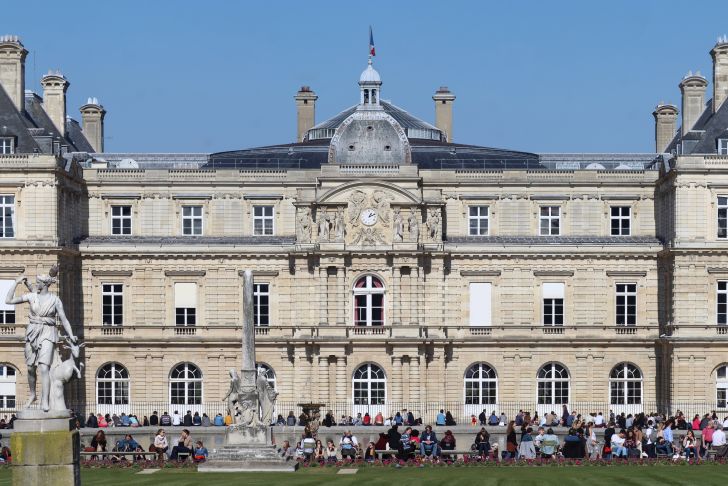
307, 101, 444, 142
329, 109, 411, 165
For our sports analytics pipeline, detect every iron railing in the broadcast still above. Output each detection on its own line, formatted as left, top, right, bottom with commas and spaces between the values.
3, 400, 725, 426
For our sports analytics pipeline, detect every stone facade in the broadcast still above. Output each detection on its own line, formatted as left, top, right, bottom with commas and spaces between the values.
1, 36, 728, 423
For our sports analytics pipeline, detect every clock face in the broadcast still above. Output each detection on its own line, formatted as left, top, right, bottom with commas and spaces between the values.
360, 208, 378, 226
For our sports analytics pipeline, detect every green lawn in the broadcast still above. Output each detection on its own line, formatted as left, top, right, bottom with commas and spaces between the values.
1, 465, 728, 485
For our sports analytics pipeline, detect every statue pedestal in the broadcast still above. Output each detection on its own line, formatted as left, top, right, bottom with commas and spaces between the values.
11, 410, 80, 486
198, 425, 297, 473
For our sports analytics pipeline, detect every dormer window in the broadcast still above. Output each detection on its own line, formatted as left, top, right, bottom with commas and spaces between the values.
719, 138, 728, 155
0, 137, 14, 155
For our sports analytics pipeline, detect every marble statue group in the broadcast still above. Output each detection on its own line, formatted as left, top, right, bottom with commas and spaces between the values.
4, 265, 84, 413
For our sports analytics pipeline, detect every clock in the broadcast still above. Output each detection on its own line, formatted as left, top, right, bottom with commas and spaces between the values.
360, 208, 378, 226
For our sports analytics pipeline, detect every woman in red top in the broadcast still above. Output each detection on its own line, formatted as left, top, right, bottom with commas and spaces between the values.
374, 412, 384, 425
692, 414, 701, 431
363, 413, 371, 425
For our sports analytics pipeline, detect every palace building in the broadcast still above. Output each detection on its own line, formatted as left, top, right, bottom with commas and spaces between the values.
1, 34, 728, 421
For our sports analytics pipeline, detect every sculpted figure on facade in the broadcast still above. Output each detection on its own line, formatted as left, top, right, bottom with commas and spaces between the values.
408, 210, 419, 242
393, 207, 403, 242
426, 208, 441, 241
4, 264, 81, 412
296, 207, 312, 243
317, 210, 330, 241
334, 207, 345, 240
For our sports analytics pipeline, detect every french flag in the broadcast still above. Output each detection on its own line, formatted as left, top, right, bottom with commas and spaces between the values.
369, 26, 376, 57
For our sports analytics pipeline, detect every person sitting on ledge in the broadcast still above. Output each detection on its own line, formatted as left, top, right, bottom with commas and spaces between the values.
152, 429, 169, 461
374, 412, 384, 426
90, 430, 107, 456
214, 413, 225, 426
192, 411, 202, 426
96, 414, 108, 428
160, 411, 172, 427
278, 440, 294, 459
169, 429, 193, 461
420, 425, 439, 459
193, 440, 208, 462
85, 413, 98, 428
149, 411, 159, 426
183, 410, 193, 427
325, 440, 338, 463
200, 413, 210, 427
0, 445, 10, 464
340, 430, 359, 460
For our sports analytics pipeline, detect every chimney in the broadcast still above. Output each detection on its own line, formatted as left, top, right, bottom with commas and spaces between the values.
294, 86, 317, 142
40, 71, 69, 138
0, 35, 27, 113
711, 36, 728, 113
652, 103, 679, 153
679, 72, 708, 135
80, 97, 106, 152
433, 86, 456, 142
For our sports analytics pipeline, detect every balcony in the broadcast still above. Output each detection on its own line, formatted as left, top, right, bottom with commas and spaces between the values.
80, 323, 660, 344
669, 324, 728, 338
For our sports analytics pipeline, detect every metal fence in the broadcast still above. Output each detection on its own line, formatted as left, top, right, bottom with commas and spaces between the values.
3, 400, 725, 425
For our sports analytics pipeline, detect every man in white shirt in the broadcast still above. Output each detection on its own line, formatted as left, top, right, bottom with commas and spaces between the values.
172, 410, 181, 426
712, 426, 728, 458
611, 431, 627, 458
594, 412, 605, 427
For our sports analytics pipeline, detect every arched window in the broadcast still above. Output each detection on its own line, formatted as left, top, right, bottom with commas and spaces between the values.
352, 363, 386, 405
256, 363, 276, 390
609, 362, 642, 405
0, 364, 16, 409
353, 275, 384, 326
464, 363, 497, 405
169, 363, 202, 405
537, 363, 570, 405
717, 365, 728, 408
96, 363, 129, 405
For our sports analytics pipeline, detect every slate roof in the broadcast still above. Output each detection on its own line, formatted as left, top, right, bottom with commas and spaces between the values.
0, 83, 94, 155
667, 97, 728, 154
310, 101, 441, 133
0, 84, 40, 152
205, 139, 542, 170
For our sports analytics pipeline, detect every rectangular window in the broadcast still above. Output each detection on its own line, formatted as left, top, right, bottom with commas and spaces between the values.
0, 138, 14, 155
542, 282, 564, 326
0, 280, 16, 325
469, 282, 492, 326
182, 206, 203, 236
111, 205, 132, 235
615, 283, 637, 326
540, 206, 560, 236
101, 283, 123, 326
719, 281, 727, 326
610, 206, 631, 236
253, 283, 270, 327
468, 206, 489, 236
253, 206, 274, 236
0, 195, 15, 238
719, 197, 728, 239
719, 139, 728, 155
174, 282, 197, 326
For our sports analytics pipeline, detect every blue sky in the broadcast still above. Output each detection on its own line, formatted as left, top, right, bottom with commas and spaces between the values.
7, 0, 728, 153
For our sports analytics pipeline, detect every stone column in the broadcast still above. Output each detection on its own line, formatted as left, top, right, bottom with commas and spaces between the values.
391, 356, 403, 404
410, 355, 421, 403
318, 356, 330, 405
241, 270, 256, 388
335, 356, 347, 403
